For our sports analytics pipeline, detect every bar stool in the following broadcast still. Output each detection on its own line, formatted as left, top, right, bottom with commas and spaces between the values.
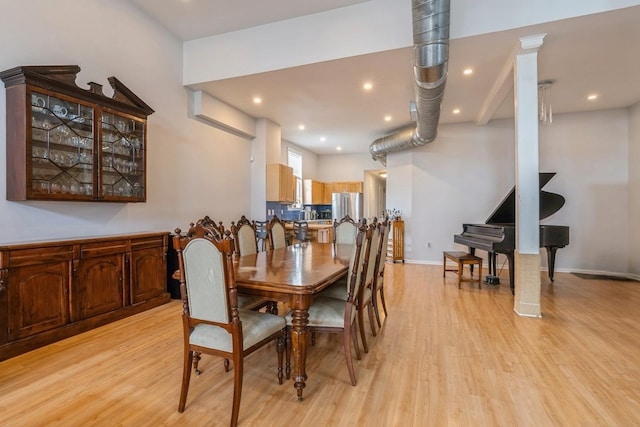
255, 220, 269, 252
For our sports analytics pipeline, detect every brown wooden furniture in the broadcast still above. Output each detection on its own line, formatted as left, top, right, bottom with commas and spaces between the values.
230, 215, 258, 256
333, 214, 358, 244
303, 179, 325, 205
357, 221, 387, 352
267, 215, 287, 250
266, 163, 295, 203
389, 219, 405, 263
443, 251, 482, 288
373, 220, 391, 327
0, 232, 169, 361
172, 223, 285, 427
233, 242, 351, 400
0, 65, 153, 202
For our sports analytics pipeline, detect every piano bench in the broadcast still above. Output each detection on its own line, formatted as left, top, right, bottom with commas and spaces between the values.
443, 251, 482, 289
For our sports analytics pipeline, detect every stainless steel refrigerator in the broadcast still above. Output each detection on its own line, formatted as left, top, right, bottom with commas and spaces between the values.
332, 192, 363, 222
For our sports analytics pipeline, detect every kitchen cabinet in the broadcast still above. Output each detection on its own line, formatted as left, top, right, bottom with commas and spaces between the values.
321, 183, 332, 204
303, 179, 325, 205
0, 65, 154, 202
347, 181, 363, 193
266, 163, 295, 203
323, 181, 364, 203
0, 232, 169, 361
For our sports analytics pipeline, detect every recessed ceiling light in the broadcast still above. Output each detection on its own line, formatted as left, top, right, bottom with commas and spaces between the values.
379, 172, 387, 178
363, 82, 373, 91
384, 115, 392, 122
587, 94, 598, 101
298, 124, 305, 130
320, 136, 326, 142
452, 108, 461, 114
463, 68, 473, 75
336, 146, 342, 151
253, 97, 262, 104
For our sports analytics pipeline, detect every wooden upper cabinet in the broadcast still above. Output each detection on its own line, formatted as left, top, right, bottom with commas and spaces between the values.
0, 65, 154, 202
323, 181, 363, 201
266, 163, 295, 203
347, 181, 363, 193
303, 179, 326, 205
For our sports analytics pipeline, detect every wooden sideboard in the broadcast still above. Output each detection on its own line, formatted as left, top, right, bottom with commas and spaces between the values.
0, 232, 170, 361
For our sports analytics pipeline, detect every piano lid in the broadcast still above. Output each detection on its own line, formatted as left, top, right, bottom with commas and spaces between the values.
486, 172, 566, 224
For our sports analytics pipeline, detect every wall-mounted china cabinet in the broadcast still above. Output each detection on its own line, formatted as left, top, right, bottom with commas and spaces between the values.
0, 65, 154, 202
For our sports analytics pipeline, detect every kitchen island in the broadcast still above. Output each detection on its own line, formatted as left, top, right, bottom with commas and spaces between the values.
285, 220, 334, 243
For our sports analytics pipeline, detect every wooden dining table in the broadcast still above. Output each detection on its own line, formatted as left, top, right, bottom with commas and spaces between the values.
233, 242, 352, 400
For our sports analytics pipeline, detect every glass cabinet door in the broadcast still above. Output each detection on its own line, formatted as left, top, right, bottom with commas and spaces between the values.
30, 91, 94, 198
100, 112, 145, 200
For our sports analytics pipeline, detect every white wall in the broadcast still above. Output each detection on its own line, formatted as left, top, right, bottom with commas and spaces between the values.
629, 102, 640, 275
282, 140, 318, 180
0, 0, 252, 243
316, 153, 380, 182
386, 110, 630, 275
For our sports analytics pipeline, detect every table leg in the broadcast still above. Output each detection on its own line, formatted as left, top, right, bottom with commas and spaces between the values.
290, 294, 311, 400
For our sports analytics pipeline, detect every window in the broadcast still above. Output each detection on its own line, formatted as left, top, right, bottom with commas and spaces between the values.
288, 150, 302, 208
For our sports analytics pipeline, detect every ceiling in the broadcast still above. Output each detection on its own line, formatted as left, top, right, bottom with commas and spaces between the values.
129, 1, 640, 155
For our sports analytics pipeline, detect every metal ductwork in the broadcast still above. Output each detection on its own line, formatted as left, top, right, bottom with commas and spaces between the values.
369, 0, 450, 166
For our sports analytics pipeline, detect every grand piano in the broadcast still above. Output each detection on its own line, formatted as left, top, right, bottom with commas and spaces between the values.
454, 172, 570, 292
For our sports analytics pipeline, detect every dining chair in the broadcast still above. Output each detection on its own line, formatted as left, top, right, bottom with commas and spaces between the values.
357, 219, 387, 353
199, 215, 225, 238
230, 215, 258, 256
195, 216, 275, 313
333, 214, 358, 244
173, 222, 286, 427
267, 215, 288, 250
285, 224, 371, 386
373, 218, 391, 328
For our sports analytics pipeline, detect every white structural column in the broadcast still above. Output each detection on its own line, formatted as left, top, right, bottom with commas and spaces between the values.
513, 34, 546, 317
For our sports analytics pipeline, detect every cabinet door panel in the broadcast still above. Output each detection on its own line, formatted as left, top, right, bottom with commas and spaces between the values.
130, 248, 164, 304
74, 255, 124, 320
8, 262, 69, 340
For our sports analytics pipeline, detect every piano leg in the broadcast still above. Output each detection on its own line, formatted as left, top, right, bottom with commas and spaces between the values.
491, 252, 497, 277
545, 246, 559, 281
469, 248, 475, 275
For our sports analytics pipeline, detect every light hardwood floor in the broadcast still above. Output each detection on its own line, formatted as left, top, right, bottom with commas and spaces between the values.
1, 264, 639, 426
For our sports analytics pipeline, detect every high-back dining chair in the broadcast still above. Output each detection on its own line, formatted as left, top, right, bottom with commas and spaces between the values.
285, 223, 371, 386
333, 215, 358, 244
199, 215, 225, 238
373, 218, 391, 327
173, 222, 286, 427
231, 215, 258, 256
191, 216, 275, 313
357, 219, 386, 353
267, 215, 287, 250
